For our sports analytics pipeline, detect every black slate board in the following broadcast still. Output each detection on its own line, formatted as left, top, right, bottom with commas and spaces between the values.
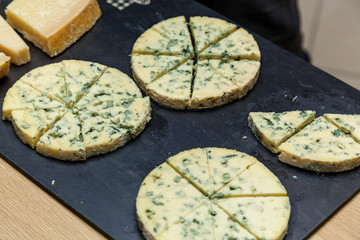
0, 0, 359, 239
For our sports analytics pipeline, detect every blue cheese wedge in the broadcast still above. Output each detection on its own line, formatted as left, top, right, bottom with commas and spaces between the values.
278, 116, 360, 172
2, 81, 63, 120
213, 161, 287, 198
10, 107, 66, 148
215, 197, 290, 240
189, 16, 236, 54
248, 111, 316, 153
200, 28, 261, 61
189, 61, 240, 109
36, 111, 85, 161
146, 60, 193, 109
324, 113, 360, 143
131, 54, 187, 91
152, 16, 194, 58
208, 59, 260, 98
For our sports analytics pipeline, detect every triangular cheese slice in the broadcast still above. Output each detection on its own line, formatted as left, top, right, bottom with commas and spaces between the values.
278, 117, 360, 172
200, 28, 261, 61
324, 113, 360, 142
189, 16, 236, 54
147, 59, 193, 109
152, 16, 194, 58
248, 110, 315, 153
215, 197, 290, 240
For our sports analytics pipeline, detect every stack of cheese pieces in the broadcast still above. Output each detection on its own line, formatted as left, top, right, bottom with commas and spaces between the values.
249, 111, 360, 172
2, 60, 151, 161
132, 16, 261, 109
137, 148, 290, 240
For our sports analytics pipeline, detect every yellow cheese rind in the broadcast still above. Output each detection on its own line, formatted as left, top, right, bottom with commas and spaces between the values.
0, 16, 30, 66
324, 113, 360, 143
248, 111, 316, 153
200, 28, 261, 61
5, 0, 101, 57
0, 52, 11, 79
278, 117, 360, 172
146, 60, 193, 109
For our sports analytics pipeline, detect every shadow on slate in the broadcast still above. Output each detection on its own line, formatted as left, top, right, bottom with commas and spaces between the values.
0, 0, 359, 239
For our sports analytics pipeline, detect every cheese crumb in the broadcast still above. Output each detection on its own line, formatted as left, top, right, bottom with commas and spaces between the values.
292, 176, 297, 179
292, 96, 298, 102
51, 180, 55, 186
242, 136, 247, 139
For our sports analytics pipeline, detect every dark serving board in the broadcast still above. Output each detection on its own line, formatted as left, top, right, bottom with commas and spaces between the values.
0, 0, 359, 239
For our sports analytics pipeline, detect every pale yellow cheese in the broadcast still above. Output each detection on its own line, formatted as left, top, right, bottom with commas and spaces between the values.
215, 197, 290, 240
131, 54, 187, 90
0, 16, 29, 66
146, 60, 193, 109
36, 111, 85, 161
189, 16, 237, 54
189, 61, 239, 109
2, 81, 63, 120
324, 113, 360, 142
5, 0, 101, 57
10, 107, 66, 148
0, 52, 11, 79
248, 111, 316, 153
200, 28, 261, 61
278, 117, 360, 172
213, 161, 287, 197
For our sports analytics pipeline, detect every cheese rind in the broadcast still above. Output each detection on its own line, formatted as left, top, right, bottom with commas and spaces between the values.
0, 16, 30, 65
5, 0, 101, 57
0, 53, 11, 79
248, 111, 316, 153
278, 117, 360, 172
324, 113, 360, 143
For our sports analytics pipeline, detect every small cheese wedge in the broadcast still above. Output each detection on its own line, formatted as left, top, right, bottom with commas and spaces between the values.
189, 61, 239, 109
213, 161, 287, 198
19, 62, 66, 103
208, 59, 260, 98
5, 0, 101, 57
152, 16, 194, 58
167, 148, 211, 196
189, 16, 236, 54
200, 28, 261, 61
0, 16, 29, 66
146, 59, 193, 109
248, 111, 316, 153
2, 81, 63, 120
215, 197, 291, 240
324, 113, 360, 143
206, 148, 257, 195
131, 54, 187, 90
278, 117, 360, 172
78, 109, 130, 157
10, 107, 66, 148
0, 53, 11, 79
36, 111, 85, 161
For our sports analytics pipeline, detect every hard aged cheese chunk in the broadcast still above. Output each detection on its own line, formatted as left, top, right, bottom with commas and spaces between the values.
2, 81, 63, 120
5, 0, 101, 57
215, 197, 291, 240
248, 111, 316, 153
78, 109, 130, 157
200, 28, 261, 61
208, 59, 260, 98
0, 53, 11, 79
131, 54, 187, 91
189, 16, 236, 55
152, 16, 194, 58
10, 107, 66, 148
36, 111, 85, 161
0, 16, 29, 66
213, 161, 287, 198
146, 59, 193, 109
189, 61, 239, 109
278, 117, 360, 172
324, 113, 360, 143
